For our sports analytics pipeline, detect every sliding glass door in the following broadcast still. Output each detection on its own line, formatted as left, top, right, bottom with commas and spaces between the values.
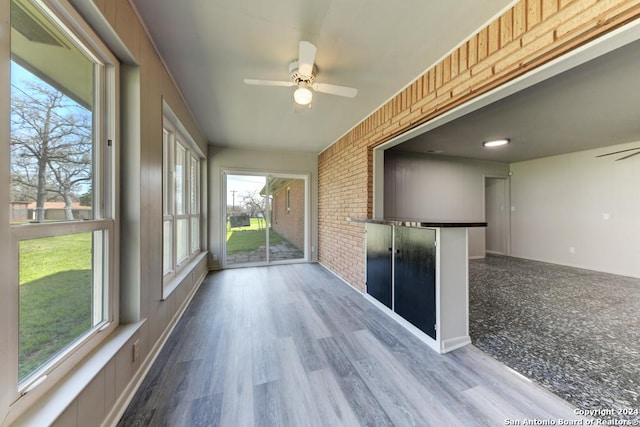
267, 176, 306, 262
224, 172, 307, 267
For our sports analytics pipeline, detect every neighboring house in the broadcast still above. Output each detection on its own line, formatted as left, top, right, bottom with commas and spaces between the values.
10, 201, 90, 222
24, 201, 92, 221
268, 178, 304, 251
9, 201, 29, 221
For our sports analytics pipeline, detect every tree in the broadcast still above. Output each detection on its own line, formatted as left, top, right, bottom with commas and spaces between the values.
239, 190, 269, 228
79, 191, 92, 207
46, 139, 92, 220
11, 78, 92, 221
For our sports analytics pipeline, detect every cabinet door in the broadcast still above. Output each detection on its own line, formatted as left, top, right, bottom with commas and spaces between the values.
366, 223, 393, 308
394, 227, 436, 339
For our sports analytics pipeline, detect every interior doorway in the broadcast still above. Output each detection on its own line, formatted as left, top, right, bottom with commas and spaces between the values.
223, 171, 308, 267
484, 177, 510, 256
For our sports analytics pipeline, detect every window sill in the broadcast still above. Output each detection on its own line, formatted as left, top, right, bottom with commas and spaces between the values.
162, 251, 208, 301
11, 321, 145, 427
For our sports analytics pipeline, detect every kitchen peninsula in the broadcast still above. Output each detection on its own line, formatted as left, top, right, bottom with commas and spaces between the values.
350, 218, 487, 353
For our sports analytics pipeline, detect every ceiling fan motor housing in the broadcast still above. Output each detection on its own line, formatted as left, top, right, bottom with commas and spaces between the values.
289, 60, 317, 84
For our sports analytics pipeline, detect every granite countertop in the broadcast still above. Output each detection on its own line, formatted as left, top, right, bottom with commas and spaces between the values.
348, 217, 487, 228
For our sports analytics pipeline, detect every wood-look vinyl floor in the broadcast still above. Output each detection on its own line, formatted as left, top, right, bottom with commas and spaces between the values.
118, 263, 582, 426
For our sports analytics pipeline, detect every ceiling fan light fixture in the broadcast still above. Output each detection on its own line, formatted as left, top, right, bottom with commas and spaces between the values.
294, 86, 313, 105
482, 138, 510, 148
244, 40, 357, 108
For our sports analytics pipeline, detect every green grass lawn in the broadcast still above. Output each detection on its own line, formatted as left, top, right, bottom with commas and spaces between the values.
226, 217, 285, 254
19, 233, 94, 381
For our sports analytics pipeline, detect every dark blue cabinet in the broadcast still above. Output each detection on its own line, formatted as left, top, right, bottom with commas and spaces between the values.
393, 227, 436, 339
365, 223, 393, 308
359, 218, 476, 353
365, 224, 437, 339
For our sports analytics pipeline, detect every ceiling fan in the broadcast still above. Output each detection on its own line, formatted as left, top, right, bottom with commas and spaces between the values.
596, 146, 640, 161
244, 41, 358, 108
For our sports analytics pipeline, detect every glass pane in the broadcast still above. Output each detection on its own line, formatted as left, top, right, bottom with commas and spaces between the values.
226, 174, 267, 265
163, 219, 173, 275
176, 218, 188, 264
269, 177, 305, 261
191, 216, 199, 253
162, 129, 170, 216
19, 231, 104, 383
190, 156, 198, 215
10, 0, 95, 224
175, 144, 186, 215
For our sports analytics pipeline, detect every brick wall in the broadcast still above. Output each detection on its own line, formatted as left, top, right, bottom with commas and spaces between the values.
272, 179, 305, 251
318, 0, 640, 291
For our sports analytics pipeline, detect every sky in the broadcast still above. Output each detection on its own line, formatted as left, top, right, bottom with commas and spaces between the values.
11, 60, 93, 198
11, 61, 29, 82
226, 174, 267, 208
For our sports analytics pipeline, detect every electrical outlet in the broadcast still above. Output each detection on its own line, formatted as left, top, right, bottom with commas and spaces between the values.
132, 339, 140, 363
569, 247, 575, 254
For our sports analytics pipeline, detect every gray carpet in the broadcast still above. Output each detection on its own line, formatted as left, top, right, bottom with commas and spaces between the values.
469, 255, 640, 421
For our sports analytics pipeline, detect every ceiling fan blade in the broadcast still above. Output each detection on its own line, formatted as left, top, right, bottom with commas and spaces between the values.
595, 147, 640, 157
616, 150, 640, 161
244, 79, 295, 87
298, 41, 317, 77
312, 82, 358, 98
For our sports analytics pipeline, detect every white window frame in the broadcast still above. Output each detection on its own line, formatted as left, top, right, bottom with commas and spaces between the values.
222, 170, 311, 268
2, 0, 119, 421
162, 103, 203, 297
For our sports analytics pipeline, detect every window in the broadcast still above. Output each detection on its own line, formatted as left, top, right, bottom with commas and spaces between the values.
162, 107, 203, 289
6, 0, 118, 401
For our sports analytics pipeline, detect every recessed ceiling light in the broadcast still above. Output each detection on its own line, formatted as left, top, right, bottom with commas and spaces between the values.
482, 138, 510, 148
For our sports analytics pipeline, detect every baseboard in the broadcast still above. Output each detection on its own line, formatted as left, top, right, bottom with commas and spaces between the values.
317, 262, 357, 289
363, 293, 443, 354
102, 270, 208, 427
505, 254, 640, 280
441, 335, 471, 353
320, 263, 436, 352
485, 250, 506, 256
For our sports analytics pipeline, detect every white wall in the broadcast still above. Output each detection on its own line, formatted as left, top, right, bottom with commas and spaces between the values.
384, 151, 509, 258
485, 177, 510, 255
510, 141, 640, 278
208, 147, 319, 268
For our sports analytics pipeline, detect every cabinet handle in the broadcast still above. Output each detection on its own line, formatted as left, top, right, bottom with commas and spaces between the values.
395, 249, 401, 254
388, 247, 393, 252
